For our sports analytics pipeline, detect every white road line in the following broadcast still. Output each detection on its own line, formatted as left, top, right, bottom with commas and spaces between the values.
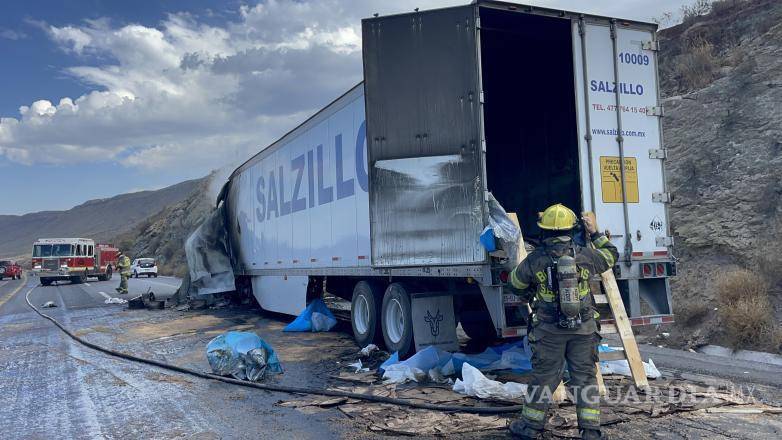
84, 283, 90, 287
96, 291, 112, 300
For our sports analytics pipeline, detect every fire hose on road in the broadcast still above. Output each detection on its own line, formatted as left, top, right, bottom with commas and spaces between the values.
25, 285, 525, 415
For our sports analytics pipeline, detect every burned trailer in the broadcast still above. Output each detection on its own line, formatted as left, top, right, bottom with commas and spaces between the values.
221, 1, 675, 357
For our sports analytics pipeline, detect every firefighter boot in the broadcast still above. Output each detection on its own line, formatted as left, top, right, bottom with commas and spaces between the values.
580, 428, 604, 440
509, 420, 542, 439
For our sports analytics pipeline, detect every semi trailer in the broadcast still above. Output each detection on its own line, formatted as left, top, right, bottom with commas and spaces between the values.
219, 1, 675, 357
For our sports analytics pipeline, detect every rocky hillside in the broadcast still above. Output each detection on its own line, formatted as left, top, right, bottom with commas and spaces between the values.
113, 175, 216, 277
660, 0, 782, 348
0, 178, 202, 259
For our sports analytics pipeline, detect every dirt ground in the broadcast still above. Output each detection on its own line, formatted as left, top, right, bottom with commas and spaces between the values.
74, 305, 782, 439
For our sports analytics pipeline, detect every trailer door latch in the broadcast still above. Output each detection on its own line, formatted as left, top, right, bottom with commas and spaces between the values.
642, 40, 660, 51
648, 148, 667, 159
652, 192, 673, 203
656, 236, 674, 247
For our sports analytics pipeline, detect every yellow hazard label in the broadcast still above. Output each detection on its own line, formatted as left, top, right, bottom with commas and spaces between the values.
600, 156, 639, 203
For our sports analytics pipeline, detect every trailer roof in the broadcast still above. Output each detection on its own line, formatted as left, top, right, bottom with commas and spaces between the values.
362, 0, 658, 30
33, 238, 95, 245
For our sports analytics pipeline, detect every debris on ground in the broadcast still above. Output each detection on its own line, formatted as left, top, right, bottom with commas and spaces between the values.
380, 341, 533, 384
283, 298, 337, 332
359, 344, 379, 357
278, 383, 508, 435
41, 301, 57, 308
210, 299, 231, 309
347, 359, 369, 373
599, 345, 662, 378
453, 363, 527, 401
104, 297, 127, 304
206, 331, 283, 381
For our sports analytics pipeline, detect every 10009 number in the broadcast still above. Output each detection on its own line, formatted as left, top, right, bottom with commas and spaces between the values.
619, 52, 650, 65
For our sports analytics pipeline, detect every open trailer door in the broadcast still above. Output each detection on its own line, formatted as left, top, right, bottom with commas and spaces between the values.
362, 6, 485, 267
573, 18, 670, 261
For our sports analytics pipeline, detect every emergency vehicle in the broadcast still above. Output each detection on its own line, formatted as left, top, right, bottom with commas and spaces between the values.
32, 238, 119, 286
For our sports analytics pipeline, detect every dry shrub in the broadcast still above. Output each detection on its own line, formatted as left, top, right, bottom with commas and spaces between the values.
681, 0, 713, 23
676, 301, 711, 327
675, 36, 715, 91
716, 270, 781, 352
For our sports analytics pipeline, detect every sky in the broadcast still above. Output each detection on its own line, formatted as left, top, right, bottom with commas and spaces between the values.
0, 0, 693, 215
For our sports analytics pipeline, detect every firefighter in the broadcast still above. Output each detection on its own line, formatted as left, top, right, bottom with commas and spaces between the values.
508, 204, 618, 440
115, 251, 131, 294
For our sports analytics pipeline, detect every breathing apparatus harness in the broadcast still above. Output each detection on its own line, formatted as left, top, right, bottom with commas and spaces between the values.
541, 237, 589, 329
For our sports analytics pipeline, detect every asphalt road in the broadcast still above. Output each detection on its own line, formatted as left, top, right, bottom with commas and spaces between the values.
0, 275, 403, 440
1, 275, 780, 439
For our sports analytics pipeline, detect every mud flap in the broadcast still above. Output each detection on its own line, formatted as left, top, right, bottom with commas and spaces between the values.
411, 295, 458, 352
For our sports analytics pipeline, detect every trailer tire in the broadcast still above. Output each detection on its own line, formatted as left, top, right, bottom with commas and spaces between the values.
381, 283, 415, 358
351, 281, 383, 348
41, 278, 52, 286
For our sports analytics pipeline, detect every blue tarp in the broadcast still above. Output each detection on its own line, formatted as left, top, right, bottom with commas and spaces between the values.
382, 338, 533, 379
283, 298, 338, 332
206, 331, 283, 381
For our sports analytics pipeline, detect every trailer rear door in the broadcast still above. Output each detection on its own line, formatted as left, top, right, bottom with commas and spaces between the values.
362, 6, 485, 267
573, 20, 670, 259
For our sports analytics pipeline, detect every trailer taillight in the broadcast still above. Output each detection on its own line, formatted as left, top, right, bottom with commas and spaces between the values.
642, 263, 653, 278
656, 263, 665, 277
499, 271, 509, 283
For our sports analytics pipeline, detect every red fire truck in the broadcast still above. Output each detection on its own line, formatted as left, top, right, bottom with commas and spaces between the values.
32, 238, 119, 286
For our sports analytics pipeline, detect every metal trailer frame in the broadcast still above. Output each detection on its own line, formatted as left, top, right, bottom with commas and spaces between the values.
224, 1, 675, 343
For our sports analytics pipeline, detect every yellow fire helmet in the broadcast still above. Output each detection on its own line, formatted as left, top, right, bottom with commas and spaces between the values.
537, 204, 578, 231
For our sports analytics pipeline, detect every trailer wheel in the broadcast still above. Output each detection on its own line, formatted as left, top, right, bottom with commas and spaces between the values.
381, 283, 415, 358
41, 278, 52, 286
351, 281, 383, 348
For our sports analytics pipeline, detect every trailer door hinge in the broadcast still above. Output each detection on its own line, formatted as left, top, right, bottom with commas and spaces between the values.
656, 236, 674, 247
648, 148, 667, 159
646, 105, 664, 116
642, 40, 660, 51
652, 192, 673, 203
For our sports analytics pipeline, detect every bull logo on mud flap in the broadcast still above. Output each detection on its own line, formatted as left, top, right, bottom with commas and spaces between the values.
424, 309, 444, 336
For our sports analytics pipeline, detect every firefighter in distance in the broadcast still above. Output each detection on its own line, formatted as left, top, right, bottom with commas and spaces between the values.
508, 204, 618, 440
115, 251, 132, 294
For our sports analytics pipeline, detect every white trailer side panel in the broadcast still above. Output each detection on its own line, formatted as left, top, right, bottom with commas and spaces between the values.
573, 22, 668, 256
230, 85, 370, 313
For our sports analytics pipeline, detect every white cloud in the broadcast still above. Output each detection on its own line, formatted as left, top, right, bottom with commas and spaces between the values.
1, 0, 690, 173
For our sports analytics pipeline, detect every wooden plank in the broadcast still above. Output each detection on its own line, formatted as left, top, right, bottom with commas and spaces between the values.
595, 364, 607, 396
553, 381, 566, 402
599, 350, 627, 362
599, 323, 618, 335
601, 269, 649, 387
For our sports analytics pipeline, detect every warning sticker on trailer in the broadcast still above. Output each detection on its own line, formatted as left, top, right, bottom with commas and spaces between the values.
600, 156, 639, 203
